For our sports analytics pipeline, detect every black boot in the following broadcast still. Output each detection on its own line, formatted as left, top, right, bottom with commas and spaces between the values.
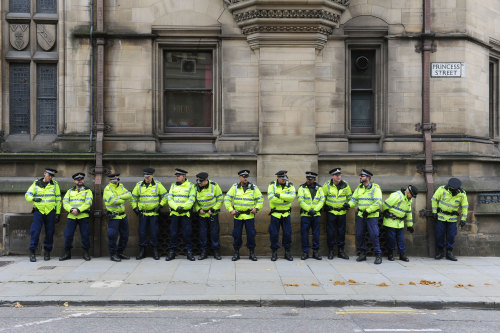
446, 249, 457, 261
312, 250, 322, 260
328, 248, 334, 260
82, 249, 91, 261
231, 249, 240, 261
153, 247, 159, 260
44, 248, 51, 261
249, 249, 258, 261
117, 252, 130, 260
271, 249, 278, 261
110, 254, 121, 262
30, 250, 36, 262
399, 253, 409, 262
136, 247, 146, 260
198, 250, 207, 260
338, 247, 349, 260
165, 251, 175, 261
388, 251, 395, 261
214, 250, 222, 260
284, 249, 293, 261
374, 254, 382, 265
187, 251, 195, 261
59, 248, 71, 261
356, 251, 367, 262
435, 248, 444, 260
301, 251, 309, 260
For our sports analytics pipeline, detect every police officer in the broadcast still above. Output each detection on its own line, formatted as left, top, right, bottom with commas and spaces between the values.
224, 170, 264, 261
346, 169, 383, 264
432, 177, 469, 261
194, 172, 223, 260
382, 185, 418, 262
268, 170, 296, 261
103, 173, 132, 262
25, 168, 62, 262
59, 172, 93, 261
298, 171, 325, 260
131, 168, 168, 260
322, 168, 352, 260
166, 168, 196, 261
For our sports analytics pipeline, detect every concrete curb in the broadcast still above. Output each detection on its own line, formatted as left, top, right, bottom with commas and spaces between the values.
1, 296, 498, 310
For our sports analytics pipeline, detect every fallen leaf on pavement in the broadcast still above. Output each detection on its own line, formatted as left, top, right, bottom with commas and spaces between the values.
409, 281, 416, 285
348, 279, 357, 284
64, 302, 69, 307
399, 283, 405, 286
14, 302, 23, 308
334, 281, 346, 286
284, 283, 299, 287
311, 283, 319, 287
467, 284, 474, 287
485, 283, 492, 286
455, 284, 464, 288
376, 282, 389, 287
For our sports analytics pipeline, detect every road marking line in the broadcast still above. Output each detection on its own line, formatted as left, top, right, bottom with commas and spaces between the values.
362, 329, 442, 332
90, 280, 123, 288
226, 314, 242, 318
0, 312, 94, 332
193, 319, 220, 328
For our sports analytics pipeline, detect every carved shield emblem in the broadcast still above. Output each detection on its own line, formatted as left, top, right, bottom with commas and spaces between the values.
9, 24, 29, 51
37, 24, 56, 51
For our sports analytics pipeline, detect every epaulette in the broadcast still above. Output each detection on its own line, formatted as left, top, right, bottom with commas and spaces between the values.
210, 181, 216, 185
270, 181, 275, 184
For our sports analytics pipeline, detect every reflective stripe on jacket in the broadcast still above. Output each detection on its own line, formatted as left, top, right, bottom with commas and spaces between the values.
63, 186, 93, 219
25, 179, 62, 215
382, 190, 413, 229
194, 180, 223, 218
348, 182, 382, 218
130, 179, 168, 216
432, 185, 468, 223
297, 183, 325, 217
322, 180, 352, 215
224, 183, 264, 220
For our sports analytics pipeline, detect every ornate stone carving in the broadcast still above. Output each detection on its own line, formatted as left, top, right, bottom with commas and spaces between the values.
37, 24, 57, 51
225, 0, 349, 49
9, 24, 29, 51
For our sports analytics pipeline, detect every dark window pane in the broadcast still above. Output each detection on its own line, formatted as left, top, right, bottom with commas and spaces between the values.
10, 63, 31, 134
164, 51, 213, 89
165, 91, 212, 130
351, 92, 373, 132
37, 64, 57, 134
351, 50, 374, 89
10, 0, 30, 13
37, 0, 57, 13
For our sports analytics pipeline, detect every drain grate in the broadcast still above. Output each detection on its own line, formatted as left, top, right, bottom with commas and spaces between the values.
0, 261, 14, 267
38, 266, 57, 270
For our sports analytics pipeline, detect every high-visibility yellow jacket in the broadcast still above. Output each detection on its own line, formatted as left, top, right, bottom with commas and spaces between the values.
297, 183, 325, 217
432, 185, 468, 223
322, 180, 352, 215
224, 183, 264, 220
25, 179, 62, 215
63, 186, 93, 219
103, 182, 132, 219
348, 182, 383, 218
130, 179, 168, 216
268, 180, 296, 218
194, 180, 223, 218
382, 190, 413, 229
168, 180, 196, 217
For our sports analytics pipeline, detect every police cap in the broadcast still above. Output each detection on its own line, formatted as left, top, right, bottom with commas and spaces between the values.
305, 171, 318, 179
72, 172, 85, 180
407, 185, 418, 198
45, 168, 57, 177
360, 169, 373, 177
447, 177, 461, 189
329, 168, 342, 175
238, 170, 250, 177
143, 167, 155, 176
174, 168, 188, 176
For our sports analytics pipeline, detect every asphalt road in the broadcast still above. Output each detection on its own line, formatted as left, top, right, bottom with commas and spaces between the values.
0, 306, 498, 332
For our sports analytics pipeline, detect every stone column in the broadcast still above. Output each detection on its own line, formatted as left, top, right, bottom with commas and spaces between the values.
225, 0, 350, 183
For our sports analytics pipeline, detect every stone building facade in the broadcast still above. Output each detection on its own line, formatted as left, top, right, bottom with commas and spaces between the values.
1, 0, 499, 257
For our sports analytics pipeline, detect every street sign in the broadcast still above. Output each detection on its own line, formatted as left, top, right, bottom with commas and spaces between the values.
431, 62, 465, 77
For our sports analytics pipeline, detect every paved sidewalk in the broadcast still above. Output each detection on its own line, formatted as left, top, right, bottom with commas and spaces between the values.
0, 255, 499, 309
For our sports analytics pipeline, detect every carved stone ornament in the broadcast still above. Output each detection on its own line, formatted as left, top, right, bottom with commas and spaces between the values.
225, 0, 350, 50
9, 24, 30, 51
37, 24, 57, 51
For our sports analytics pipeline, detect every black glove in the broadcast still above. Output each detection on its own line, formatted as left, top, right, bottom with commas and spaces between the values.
362, 210, 369, 218
459, 220, 466, 229
133, 208, 141, 215
274, 193, 280, 199
54, 214, 60, 224
407, 226, 414, 234
154, 205, 161, 213
209, 208, 215, 214
176, 206, 184, 213
33, 198, 42, 203
432, 213, 438, 222
308, 209, 316, 216
342, 203, 350, 210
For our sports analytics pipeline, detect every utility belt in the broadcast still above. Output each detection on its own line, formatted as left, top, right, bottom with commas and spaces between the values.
269, 208, 292, 216
383, 210, 405, 222
107, 211, 125, 219
140, 209, 157, 214
300, 209, 318, 215
325, 205, 345, 212
235, 210, 251, 218
437, 207, 460, 216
